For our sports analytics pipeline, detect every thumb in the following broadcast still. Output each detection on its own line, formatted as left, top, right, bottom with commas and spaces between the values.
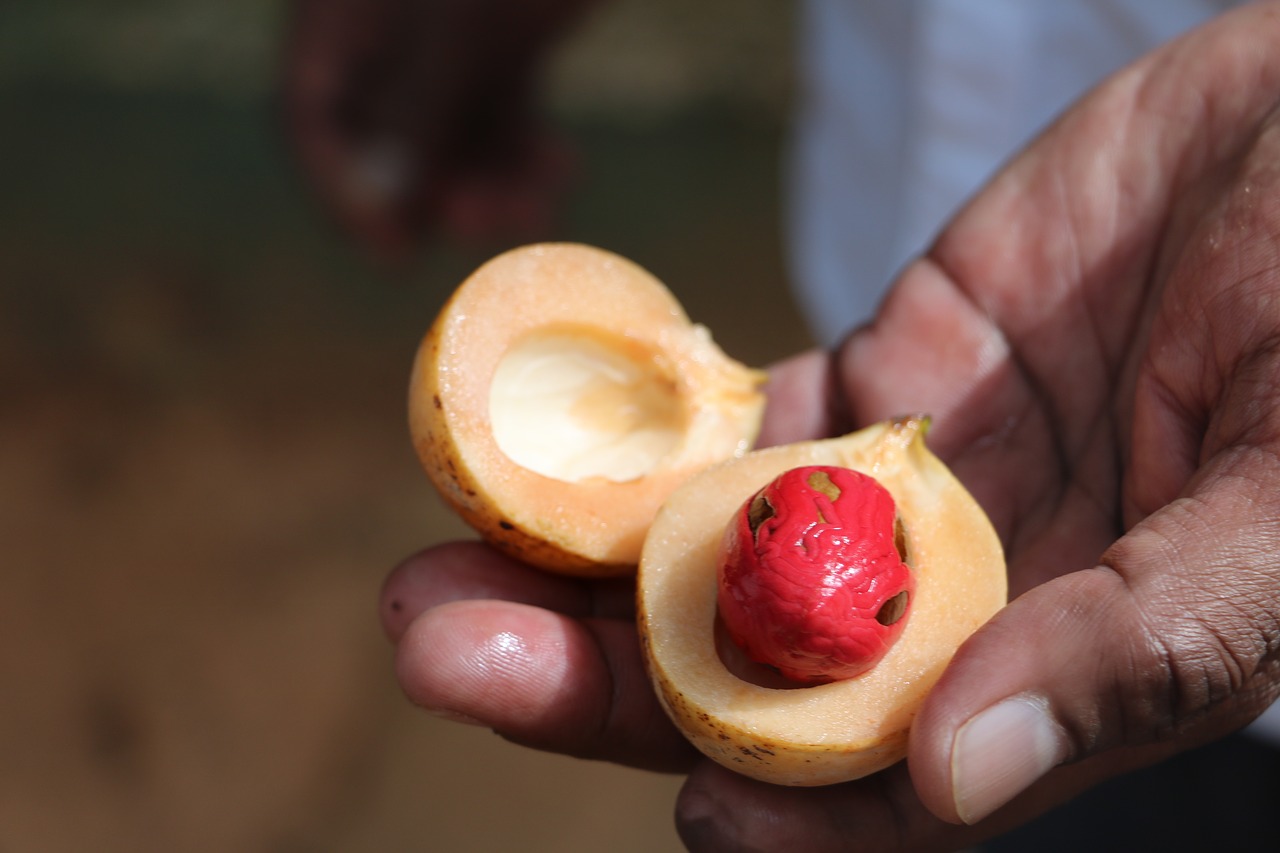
907, 451, 1280, 826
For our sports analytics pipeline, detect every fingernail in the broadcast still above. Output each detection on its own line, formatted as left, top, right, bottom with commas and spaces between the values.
951, 694, 1067, 825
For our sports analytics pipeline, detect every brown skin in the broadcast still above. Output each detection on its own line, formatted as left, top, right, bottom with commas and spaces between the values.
374, 3, 1280, 850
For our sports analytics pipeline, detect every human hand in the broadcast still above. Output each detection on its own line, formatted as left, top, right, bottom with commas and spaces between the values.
281, 0, 590, 257
383, 3, 1280, 849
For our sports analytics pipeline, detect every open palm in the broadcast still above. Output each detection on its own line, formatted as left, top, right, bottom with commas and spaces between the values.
384, 5, 1280, 850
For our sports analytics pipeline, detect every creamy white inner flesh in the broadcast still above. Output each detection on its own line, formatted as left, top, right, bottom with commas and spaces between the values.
489, 329, 685, 482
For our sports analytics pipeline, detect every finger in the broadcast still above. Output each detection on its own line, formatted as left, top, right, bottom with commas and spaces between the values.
280, 0, 423, 257
837, 259, 1018, 457
907, 448, 1280, 827
756, 348, 848, 449
835, 260, 1057, 543
395, 598, 698, 772
379, 540, 635, 641
433, 127, 576, 246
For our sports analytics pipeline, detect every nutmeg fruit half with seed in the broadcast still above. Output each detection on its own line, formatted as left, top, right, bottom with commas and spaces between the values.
637, 416, 1007, 786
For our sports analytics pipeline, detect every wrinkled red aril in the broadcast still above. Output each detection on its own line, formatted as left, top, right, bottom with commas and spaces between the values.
716, 465, 915, 684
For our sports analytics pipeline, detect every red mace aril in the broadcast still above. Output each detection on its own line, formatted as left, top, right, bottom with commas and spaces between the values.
717, 465, 915, 684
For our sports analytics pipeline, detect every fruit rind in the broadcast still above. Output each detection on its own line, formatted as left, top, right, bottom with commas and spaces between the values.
637, 416, 1007, 785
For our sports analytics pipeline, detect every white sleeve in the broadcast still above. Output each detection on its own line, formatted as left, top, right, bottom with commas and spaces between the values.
787, 0, 1237, 345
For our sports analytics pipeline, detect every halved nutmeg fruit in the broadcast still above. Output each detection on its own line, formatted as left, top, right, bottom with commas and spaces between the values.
409, 243, 767, 576
637, 416, 1007, 786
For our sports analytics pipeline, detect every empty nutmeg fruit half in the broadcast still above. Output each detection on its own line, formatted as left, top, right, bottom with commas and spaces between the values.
409, 243, 767, 576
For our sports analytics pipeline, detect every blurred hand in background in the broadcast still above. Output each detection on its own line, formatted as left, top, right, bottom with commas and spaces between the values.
282, 0, 596, 257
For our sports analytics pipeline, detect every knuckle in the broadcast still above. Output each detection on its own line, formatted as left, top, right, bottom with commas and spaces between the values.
1102, 510, 1280, 744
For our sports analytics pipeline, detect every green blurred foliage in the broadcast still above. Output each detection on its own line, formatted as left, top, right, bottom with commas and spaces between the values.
0, 1, 280, 94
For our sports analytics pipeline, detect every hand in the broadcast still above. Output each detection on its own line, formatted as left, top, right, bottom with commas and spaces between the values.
281, 0, 589, 257
383, 3, 1280, 849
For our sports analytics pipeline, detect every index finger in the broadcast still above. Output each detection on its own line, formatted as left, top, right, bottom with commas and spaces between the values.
383, 540, 698, 772
380, 539, 636, 641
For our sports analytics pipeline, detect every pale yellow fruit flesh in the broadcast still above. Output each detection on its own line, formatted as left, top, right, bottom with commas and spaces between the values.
410, 243, 766, 575
638, 417, 1007, 785
489, 328, 686, 484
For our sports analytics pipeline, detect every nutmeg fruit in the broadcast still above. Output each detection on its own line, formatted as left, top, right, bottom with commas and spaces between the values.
409, 243, 766, 576
638, 416, 1006, 785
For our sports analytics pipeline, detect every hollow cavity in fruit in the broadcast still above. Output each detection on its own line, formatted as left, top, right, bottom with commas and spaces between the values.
409, 243, 767, 576
638, 416, 1007, 786
717, 465, 916, 684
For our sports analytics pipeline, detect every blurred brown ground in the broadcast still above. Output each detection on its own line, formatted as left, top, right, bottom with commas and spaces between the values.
0, 2, 810, 851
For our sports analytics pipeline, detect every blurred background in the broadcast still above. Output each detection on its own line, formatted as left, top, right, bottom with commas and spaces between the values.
1, 1, 811, 851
